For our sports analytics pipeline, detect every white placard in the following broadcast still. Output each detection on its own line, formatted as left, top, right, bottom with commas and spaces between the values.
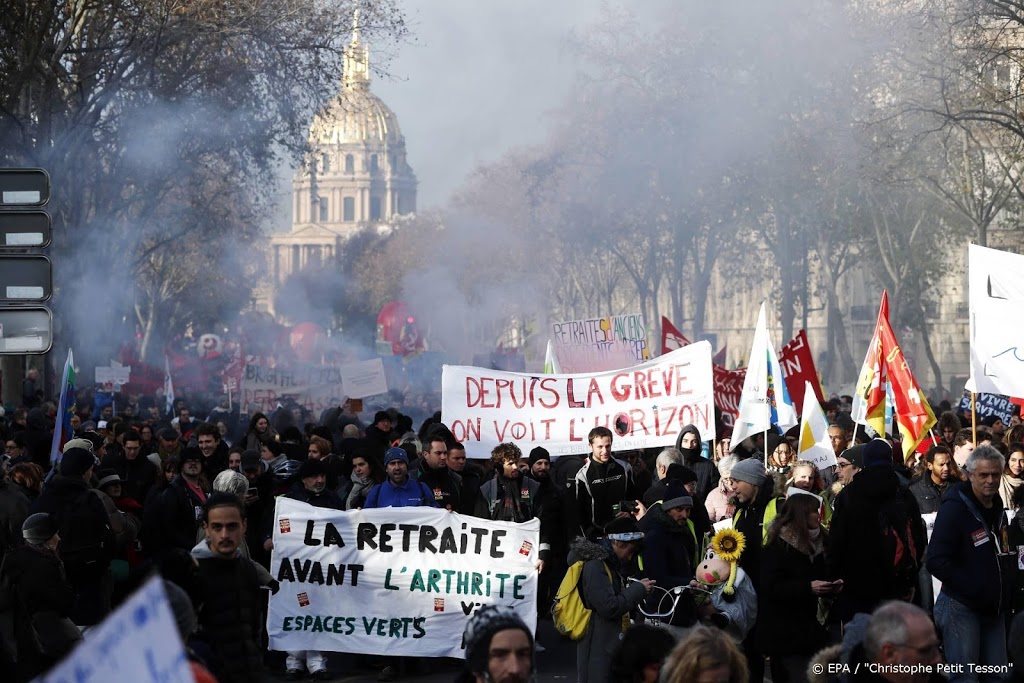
33, 577, 191, 683
267, 498, 539, 658
550, 313, 649, 373
95, 365, 132, 385
340, 357, 388, 399
442, 342, 715, 455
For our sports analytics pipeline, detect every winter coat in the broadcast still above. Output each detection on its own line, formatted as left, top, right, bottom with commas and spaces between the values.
23, 409, 51, 471
0, 481, 29, 564
732, 483, 779, 592
636, 503, 696, 626
568, 538, 646, 683
477, 472, 551, 558
101, 451, 159, 506
142, 475, 208, 557
1002, 474, 1024, 511
759, 526, 829, 656
573, 457, 635, 538
1, 543, 78, 679
283, 481, 345, 510
827, 467, 926, 623
909, 474, 951, 516
1006, 514, 1024, 614
674, 424, 719, 498
705, 478, 736, 522
363, 477, 439, 508
411, 462, 463, 511
927, 481, 1012, 617
191, 545, 264, 683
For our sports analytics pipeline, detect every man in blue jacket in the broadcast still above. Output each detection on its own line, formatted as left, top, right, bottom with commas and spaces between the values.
364, 447, 438, 509
928, 445, 1013, 682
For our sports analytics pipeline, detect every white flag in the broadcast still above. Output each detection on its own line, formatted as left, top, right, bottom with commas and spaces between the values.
966, 244, 1024, 397
731, 302, 797, 449
797, 381, 837, 470
164, 355, 175, 417
543, 339, 561, 374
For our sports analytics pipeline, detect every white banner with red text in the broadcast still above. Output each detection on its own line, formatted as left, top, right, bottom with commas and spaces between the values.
266, 498, 540, 657
441, 341, 716, 456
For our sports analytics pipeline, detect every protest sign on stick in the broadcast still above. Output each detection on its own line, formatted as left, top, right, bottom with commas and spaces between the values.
442, 342, 715, 455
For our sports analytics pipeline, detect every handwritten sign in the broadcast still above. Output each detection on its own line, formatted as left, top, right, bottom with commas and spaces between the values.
241, 363, 342, 415
95, 365, 131, 386
551, 313, 649, 373
959, 393, 1014, 425
442, 342, 715, 455
340, 358, 388, 399
267, 498, 539, 657
34, 577, 190, 683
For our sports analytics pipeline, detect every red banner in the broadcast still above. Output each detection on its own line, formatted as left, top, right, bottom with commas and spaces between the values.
779, 330, 823, 410
714, 365, 746, 428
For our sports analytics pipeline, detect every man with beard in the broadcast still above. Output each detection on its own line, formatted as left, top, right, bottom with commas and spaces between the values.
574, 427, 635, 540
101, 429, 159, 505
636, 481, 697, 628
143, 447, 209, 558
910, 445, 954, 515
477, 443, 550, 572
279, 459, 341, 680
191, 493, 265, 683
456, 605, 535, 683
674, 425, 718, 498
527, 446, 565, 611
729, 457, 779, 682
410, 436, 463, 511
447, 441, 482, 515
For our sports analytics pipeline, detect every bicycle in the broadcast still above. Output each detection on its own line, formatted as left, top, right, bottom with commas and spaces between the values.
628, 579, 713, 639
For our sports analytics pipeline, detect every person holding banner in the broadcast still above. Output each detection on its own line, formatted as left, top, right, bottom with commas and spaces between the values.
364, 447, 439, 510
477, 443, 550, 574
573, 427, 636, 540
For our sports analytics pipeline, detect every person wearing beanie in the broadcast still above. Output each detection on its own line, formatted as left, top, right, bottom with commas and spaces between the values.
569, 516, 653, 683
674, 424, 719, 498
525, 444, 567, 613
364, 410, 395, 456
364, 447, 438, 509
456, 604, 534, 683
477, 443, 550, 569
727, 452, 778, 683
1, 512, 79, 677
828, 436, 926, 624
411, 434, 463, 512
637, 480, 698, 629
29, 447, 115, 629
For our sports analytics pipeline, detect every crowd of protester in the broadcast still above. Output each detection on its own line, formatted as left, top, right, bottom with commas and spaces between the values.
2, 385, 1024, 683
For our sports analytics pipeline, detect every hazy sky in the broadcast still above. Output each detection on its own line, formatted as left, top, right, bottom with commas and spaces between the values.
371, 0, 607, 208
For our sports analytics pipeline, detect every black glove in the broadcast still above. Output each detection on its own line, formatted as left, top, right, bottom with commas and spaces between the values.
268, 579, 280, 594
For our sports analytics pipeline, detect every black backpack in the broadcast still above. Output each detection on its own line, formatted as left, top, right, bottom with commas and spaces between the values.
879, 504, 920, 595
55, 489, 112, 577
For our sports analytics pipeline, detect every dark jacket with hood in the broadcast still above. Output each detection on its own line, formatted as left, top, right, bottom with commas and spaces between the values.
24, 408, 51, 471
101, 450, 159, 505
827, 466, 926, 622
573, 457, 635, 539
674, 424, 719, 499
478, 468, 552, 561
733, 478, 779, 592
636, 503, 696, 626
143, 474, 208, 557
928, 481, 1012, 617
568, 537, 647, 683
283, 480, 344, 510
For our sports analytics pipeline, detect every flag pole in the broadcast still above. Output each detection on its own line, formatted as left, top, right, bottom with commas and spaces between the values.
971, 392, 978, 447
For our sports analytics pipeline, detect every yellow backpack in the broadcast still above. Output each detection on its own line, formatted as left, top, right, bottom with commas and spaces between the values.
551, 560, 614, 641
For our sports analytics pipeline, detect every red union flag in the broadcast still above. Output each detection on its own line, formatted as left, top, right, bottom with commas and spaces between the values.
714, 365, 746, 428
661, 316, 691, 355
779, 330, 823, 411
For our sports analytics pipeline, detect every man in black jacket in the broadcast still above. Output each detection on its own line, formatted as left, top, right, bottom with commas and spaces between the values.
192, 493, 264, 683
636, 481, 697, 627
144, 447, 209, 558
928, 445, 1012, 680
573, 426, 635, 540
101, 429, 158, 505
909, 445, 954, 516
411, 436, 463, 511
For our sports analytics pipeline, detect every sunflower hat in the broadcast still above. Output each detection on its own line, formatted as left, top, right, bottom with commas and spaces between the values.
710, 528, 747, 597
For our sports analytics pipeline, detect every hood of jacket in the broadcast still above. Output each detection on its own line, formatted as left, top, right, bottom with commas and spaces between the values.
567, 536, 611, 565
675, 424, 703, 462
845, 465, 900, 502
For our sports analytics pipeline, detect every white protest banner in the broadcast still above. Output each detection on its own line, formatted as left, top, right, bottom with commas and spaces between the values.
967, 244, 1024, 397
242, 363, 342, 415
267, 498, 540, 657
442, 342, 715, 456
341, 357, 389, 399
34, 577, 191, 683
551, 313, 649, 373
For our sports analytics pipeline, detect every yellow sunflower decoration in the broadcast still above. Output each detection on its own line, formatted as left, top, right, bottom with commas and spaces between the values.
710, 528, 747, 597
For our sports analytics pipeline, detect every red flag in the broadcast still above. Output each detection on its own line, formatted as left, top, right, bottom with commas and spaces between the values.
855, 292, 889, 437
877, 306, 937, 457
779, 330, 823, 411
661, 316, 691, 355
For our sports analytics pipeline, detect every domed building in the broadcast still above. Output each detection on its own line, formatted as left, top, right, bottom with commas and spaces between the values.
261, 21, 417, 315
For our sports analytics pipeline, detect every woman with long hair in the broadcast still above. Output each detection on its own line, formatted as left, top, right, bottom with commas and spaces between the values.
243, 412, 277, 451
759, 493, 835, 683
1001, 442, 1024, 510
767, 436, 796, 476
346, 453, 384, 510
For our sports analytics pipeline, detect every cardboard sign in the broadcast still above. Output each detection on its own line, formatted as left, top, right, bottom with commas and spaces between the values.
340, 358, 389, 399
551, 313, 649, 373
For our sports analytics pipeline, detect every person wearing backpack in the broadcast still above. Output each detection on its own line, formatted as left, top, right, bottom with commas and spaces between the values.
826, 438, 926, 625
28, 447, 114, 630
570, 516, 653, 683
929, 445, 1014, 682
